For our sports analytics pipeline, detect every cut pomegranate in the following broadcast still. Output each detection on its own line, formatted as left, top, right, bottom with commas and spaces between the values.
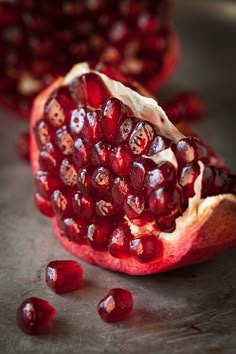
97, 288, 133, 323
46, 260, 83, 294
16, 297, 56, 335
30, 63, 236, 275
0, 0, 179, 118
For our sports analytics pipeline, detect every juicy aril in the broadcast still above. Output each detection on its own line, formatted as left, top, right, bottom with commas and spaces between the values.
30, 63, 236, 275
0, 0, 178, 117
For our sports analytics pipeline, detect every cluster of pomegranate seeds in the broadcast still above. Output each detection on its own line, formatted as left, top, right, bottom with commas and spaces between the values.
0, 0, 174, 116
33, 72, 236, 265
46, 260, 83, 294
97, 288, 133, 323
16, 297, 56, 335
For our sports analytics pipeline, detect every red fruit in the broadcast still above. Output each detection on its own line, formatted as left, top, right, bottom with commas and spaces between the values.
34, 192, 54, 217
30, 64, 236, 275
16, 297, 56, 335
46, 260, 83, 294
0, 0, 179, 118
97, 288, 133, 323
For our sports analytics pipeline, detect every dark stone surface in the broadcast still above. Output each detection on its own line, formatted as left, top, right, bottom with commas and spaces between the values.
0, 1, 236, 353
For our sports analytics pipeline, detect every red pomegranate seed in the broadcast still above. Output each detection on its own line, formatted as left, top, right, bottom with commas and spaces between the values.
55, 125, 74, 155
108, 223, 132, 259
96, 199, 116, 217
72, 193, 96, 219
39, 142, 61, 173
110, 145, 134, 176
118, 117, 136, 143
130, 158, 156, 190
44, 86, 76, 128
129, 121, 154, 155
91, 141, 112, 167
124, 194, 145, 220
50, 189, 74, 218
175, 137, 208, 165
70, 73, 110, 108
130, 235, 162, 263
156, 215, 177, 233
149, 187, 183, 217
81, 110, 102, 146
16, 297, 56, 335
145, 161, 177, 191
77, 167, 93, 195
179, 162, 201, 203
147, 135, 170, 156
111, 177, 132, 204
34, 119, 54, 148
97, 288, 133, 323
92, 167, 114, 194
73, 137, 90, 167
46, 260, 83, 294
34, 192, 54, 217
16, 131, 30, 161
87, 221, 114, 251
35, 170, 62, 199
70, 107, 86, 136
102, 97, 128, 142
59, 158, 78, 187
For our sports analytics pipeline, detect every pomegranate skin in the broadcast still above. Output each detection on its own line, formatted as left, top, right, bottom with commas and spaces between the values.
30, 65, 236, 275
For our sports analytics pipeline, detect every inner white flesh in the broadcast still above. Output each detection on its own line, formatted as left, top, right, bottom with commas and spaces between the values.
63, 63, 204, 237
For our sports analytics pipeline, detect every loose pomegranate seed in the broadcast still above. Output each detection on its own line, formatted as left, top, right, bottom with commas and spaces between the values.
91, 141, 112, 167
129, 121, 154, 155
34, 192, 54, 217
46, 260, 83, 294
110, 145, 134, 176
102, 97, 128, 142
124, 194, 145, 220
16, 297, 56, 335
97, 288, 133, 323
149, 187, 183, 217
108, 223, 132, 259
16, 131, 30, 161
111, 177, 132, 204
87, 221, 115, 251
175, 137, 208, 165
130, 235, 162, 263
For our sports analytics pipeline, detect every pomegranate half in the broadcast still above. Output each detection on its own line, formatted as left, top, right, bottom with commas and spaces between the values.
30, 63, 236, 275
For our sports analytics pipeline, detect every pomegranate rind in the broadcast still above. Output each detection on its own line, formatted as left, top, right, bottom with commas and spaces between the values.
30, 65, 236, 275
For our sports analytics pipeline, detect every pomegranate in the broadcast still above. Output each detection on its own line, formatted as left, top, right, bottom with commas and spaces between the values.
46, 260, 83, 294
97, 288, 133, 322
16, 297, 56, 335
0, 0, 179, 118
30, 63, 236, 275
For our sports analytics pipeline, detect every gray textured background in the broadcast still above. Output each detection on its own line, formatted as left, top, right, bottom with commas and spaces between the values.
0, 1, 236, 353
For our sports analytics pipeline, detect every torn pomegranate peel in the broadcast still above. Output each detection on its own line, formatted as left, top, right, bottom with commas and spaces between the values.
30, 63, 236, 275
